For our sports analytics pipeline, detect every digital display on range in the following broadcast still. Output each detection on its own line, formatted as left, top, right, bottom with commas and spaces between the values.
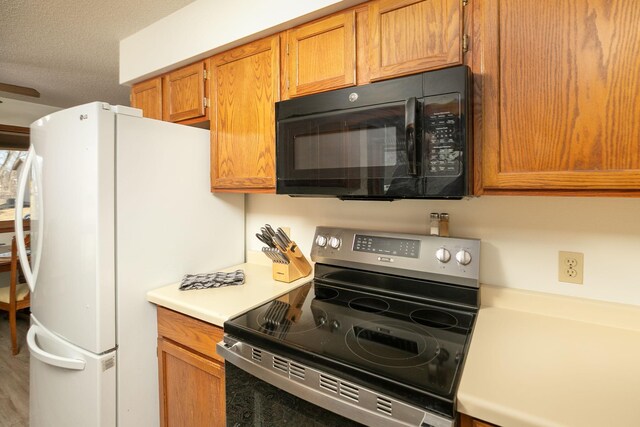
353, 235, 420, 258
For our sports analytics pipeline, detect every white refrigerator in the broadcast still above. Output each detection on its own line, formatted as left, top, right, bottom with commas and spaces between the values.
15, 102, 245, 426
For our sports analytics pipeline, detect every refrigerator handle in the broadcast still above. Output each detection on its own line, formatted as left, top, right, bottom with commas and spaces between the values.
15, 146, 43, 293
27, 325, 86, 371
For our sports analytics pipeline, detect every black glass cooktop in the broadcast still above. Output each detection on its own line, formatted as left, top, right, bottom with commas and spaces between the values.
224, 267, 477, 418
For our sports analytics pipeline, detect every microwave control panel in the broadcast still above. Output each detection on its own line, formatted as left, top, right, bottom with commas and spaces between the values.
424, 93, 463, 177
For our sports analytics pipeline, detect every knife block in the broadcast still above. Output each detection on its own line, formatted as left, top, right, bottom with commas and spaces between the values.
272, 262, 303, 283
271, 243, 312, 283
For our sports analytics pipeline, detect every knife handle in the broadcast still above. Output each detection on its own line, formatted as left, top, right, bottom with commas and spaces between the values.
276, 228, 292, 245
273, 234, 289, 252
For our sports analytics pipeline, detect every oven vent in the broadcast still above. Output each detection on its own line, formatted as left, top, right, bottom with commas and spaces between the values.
273, 355, 289, 373
339, 382, 360, 402
251, 348, 263, 362
319, 374, 339, 393
376, 396, 393, 416
289, 361, 306, 380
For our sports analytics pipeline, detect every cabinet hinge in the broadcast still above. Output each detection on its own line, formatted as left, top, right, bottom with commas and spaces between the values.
462, 34, 470, 53
286, 78, 290, 90
203, 97, 209, 108
286, 43, 289, 56
203, 69, 208, 80
463, 0, 469, 6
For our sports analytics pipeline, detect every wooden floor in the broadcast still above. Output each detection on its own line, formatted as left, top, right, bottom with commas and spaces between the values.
0, 311, 29, 427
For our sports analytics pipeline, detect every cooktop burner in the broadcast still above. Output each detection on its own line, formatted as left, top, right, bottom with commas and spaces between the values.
348, 297, 389, 313
410, 308, 459, 329
345, 319, 439, 367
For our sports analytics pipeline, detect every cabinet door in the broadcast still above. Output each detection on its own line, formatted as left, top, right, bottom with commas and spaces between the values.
284, 10, 356, 98
368, 0, 462, 81
163, 61, 208, 123
459, 413, 497, 427
157, 306, 224, 363
211, 35, 279, 192
158, 338, 225, 427
474, 0, 640, 194
131, 77, 163, 120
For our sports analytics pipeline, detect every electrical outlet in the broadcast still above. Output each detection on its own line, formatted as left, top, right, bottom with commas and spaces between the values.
558, 251, 584, 284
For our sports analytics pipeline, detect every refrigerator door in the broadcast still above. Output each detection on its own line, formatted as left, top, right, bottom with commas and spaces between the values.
28, 315, 116, 427
29, 102, 116, 354
114, 114, 245, 426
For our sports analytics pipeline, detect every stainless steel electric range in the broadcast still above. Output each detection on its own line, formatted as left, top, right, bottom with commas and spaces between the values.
218, 227, 480, 427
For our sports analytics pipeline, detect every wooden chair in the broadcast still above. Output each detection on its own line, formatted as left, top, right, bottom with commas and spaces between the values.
0, 235, 31, 355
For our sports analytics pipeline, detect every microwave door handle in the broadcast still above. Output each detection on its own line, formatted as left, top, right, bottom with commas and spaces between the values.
405, 97, 418, 176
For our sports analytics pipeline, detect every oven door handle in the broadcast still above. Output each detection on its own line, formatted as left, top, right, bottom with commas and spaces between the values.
405, 97, 418, 176
216, 339, 240, 360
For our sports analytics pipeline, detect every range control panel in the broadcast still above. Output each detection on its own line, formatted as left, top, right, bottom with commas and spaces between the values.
310, 226, 480, 288
353, 235, 420, 258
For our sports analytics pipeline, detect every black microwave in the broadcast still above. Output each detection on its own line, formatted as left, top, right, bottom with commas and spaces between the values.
275, 65, 472, 200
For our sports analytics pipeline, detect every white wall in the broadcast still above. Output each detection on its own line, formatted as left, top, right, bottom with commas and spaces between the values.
119, 0, 367, 84
246, 195, 640, 307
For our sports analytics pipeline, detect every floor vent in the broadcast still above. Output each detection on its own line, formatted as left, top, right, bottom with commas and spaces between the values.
251, 348, 262, 362
289, 361, 306, 380
319, 374, 339, 393
273, 355, 288, 373
376, 396, 393, 416
339, 382, 360, 402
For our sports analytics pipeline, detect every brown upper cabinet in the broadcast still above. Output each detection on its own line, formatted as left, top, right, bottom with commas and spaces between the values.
368, 0, 463, 81
282, 10, 356, 99
131, 77, 163, 120
130, 61, 209, 125
210, 35, 280, 192
472, 0, 640, 195
163, 61, 209, 123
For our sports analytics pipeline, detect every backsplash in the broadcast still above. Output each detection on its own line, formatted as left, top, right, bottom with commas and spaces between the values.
246, 194, 640, 307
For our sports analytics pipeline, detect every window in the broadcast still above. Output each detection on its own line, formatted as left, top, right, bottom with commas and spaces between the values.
0, 124, 30, 232
0, 150, 29, 221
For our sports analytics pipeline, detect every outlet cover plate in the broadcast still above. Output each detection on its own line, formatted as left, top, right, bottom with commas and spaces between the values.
558, 251, 584, 284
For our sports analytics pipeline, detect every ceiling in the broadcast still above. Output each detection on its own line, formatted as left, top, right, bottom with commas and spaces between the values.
0, 0, 196, 109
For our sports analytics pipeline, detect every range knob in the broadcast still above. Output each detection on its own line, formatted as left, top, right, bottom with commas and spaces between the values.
315, 235, 328, 247
328, 236, 341, 249
456, 250, 472, 266
435, 248, 451, 263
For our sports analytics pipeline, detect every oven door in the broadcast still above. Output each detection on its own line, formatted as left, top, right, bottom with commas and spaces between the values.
218, 338, 455, 427
225, 362, 364, 427
276, 100, 425, 199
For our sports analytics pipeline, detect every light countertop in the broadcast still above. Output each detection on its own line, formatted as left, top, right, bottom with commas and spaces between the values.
146, 262, 311, 327
148, 264, 640, 426
458, 285, 640, 427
